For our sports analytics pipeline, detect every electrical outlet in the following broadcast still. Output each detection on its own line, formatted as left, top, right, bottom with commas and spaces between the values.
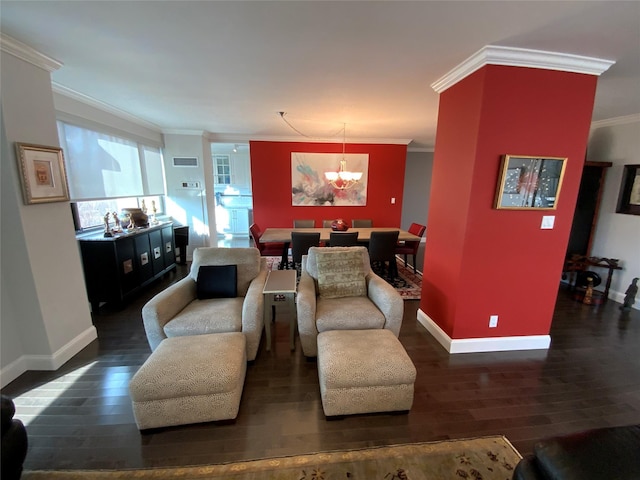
489, 315, 498, 328
391, 197, 396, 204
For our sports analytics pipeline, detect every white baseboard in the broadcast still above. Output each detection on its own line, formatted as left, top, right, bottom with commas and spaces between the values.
416, 309, 551, 354
0, 325, 97, 388
0, 357, 29, 390
608, 289, 639, 311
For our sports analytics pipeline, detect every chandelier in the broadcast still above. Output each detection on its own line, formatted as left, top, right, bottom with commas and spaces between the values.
278, 112, 363, 190
324, 123, 363, 190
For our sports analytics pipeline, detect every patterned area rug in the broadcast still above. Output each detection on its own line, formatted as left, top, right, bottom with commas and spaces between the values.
265, 255, 422, 300
23, 436, 521, 479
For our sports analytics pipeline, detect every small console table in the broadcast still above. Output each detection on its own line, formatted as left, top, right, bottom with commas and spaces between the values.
564, 255, 622, 304
263, 269, 297, 351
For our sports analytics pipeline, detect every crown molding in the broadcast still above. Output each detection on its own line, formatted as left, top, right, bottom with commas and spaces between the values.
431, 45, 616, 94
52, 82, 162, 132
591, 113, 640, 129
163, 129, 207, 136
0, 33, 62, 72
205, 133, 412, 145
407, 146, 435, 153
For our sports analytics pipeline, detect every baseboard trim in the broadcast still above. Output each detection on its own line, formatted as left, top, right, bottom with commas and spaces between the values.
416, 309, 551, 354
0, 357, 28, 390
0, 325, 97, 388
608, 289, 639, 311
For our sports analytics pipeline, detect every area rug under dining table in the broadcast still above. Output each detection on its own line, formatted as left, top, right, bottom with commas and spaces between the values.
22, 435, 522, 479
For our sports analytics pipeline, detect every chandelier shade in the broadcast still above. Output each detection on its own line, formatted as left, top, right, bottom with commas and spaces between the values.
324, 123, 363, 190
325, 160, 363, 189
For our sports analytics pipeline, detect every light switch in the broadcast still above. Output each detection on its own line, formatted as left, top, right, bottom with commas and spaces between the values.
391, 197, 396, 204
541, 216, 555, 229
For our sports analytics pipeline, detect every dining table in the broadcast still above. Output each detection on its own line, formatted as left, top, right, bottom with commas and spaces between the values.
259, 227, 422, 269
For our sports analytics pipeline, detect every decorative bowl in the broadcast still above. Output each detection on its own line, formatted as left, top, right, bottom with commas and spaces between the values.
330, 219, 349, 231
122, 208, 149, 228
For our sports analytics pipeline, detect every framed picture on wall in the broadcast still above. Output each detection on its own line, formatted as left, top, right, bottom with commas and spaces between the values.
616, 164, 640, 215
291, 152, 368, 206
15, 143, 70, 205
494, 154, 567, 210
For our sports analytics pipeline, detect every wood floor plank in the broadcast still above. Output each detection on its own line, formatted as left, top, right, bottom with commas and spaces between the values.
2, 260, 639, 470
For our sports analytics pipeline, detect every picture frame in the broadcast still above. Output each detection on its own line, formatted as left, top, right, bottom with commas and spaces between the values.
495, 154, 567, 210
15, 143, 70, 205
615, 164, 640, 216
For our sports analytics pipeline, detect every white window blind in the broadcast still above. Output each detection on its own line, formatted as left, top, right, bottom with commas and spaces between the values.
57, 121, 165, 201
141, 146, 165, 195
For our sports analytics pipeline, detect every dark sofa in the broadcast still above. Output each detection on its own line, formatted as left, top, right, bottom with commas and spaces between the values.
1, 395, 28, 480
513, 424, 640, 480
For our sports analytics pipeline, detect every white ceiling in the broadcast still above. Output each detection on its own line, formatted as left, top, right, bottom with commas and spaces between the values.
1, 1, 639, 150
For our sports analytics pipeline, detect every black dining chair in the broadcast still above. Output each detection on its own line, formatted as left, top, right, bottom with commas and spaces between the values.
329, 231, 359, 247
352, 219, 372, 228
290, 232, 321, 271
368, 230, 400, 280
293, 219, 315, 228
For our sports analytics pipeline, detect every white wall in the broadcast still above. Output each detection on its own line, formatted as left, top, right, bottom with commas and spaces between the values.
401, 151, 433, 231
1, 50, 96, 387
163, 133, 217, 258
587, 118, 640, 308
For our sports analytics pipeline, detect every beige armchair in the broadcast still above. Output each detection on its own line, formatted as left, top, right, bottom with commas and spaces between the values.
142, 247, 268, 361
296, 246, 404, 357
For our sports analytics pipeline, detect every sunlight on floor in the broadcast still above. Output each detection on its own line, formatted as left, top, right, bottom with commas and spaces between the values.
12, 361, 99, 426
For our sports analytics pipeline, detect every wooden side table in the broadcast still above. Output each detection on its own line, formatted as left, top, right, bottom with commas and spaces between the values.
564, 255, 622, 303
263, 269, 297, 351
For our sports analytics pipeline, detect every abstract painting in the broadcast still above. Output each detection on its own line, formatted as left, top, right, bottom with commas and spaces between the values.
291, 152, 368, 206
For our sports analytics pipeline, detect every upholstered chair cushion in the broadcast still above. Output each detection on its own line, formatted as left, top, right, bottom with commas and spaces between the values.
315, 296, 386, 332
315, 248, 367, 299
196, 265, 238, 299
163, 297, 244, 337
305, 246, 372, 280
189, 247, 261, 296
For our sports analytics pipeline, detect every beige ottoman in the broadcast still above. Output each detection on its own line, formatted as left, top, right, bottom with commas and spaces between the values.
129, 332, 246, 430
317, 329, 416, 417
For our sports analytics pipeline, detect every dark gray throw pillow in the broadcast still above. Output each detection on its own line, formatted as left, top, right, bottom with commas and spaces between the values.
196, 265, 237, 299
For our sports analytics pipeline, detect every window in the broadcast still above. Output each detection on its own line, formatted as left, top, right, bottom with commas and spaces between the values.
58, 121, 166, 230
214, 155, 231, 184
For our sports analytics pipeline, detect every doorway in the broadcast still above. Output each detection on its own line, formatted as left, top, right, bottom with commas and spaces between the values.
211, 143, 253, 240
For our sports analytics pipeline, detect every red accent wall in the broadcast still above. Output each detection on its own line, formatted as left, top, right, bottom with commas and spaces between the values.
422, 65, 597, 339
249, 141, 406, 228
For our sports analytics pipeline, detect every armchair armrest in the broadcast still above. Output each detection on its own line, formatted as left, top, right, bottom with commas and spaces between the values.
142, 277, 196, 351
367, 273, 403, 337
296, 270, 318, 357
242, 265, 268, 361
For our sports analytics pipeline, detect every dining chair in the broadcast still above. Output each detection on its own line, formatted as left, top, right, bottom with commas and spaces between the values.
322, 220, 334, 228
290, 232, 321, 271
293, 219, 315, 228
249, 223, 287, 258
368, 230, 400, 280
352, 219, 373, 228
329, 231, 359, 247
394, 223, 426, 273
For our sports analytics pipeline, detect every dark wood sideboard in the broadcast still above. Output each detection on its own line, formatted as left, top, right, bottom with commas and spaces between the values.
77, 222, 176, 311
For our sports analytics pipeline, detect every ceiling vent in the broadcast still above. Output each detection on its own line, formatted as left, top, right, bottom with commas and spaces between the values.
172, 157, 198, 167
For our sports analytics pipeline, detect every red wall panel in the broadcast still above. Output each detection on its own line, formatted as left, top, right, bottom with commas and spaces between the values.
422, 65, 597, 340
249, 141, 407, 228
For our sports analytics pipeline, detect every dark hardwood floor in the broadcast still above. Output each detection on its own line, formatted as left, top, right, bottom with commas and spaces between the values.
2, 261, 639, 470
